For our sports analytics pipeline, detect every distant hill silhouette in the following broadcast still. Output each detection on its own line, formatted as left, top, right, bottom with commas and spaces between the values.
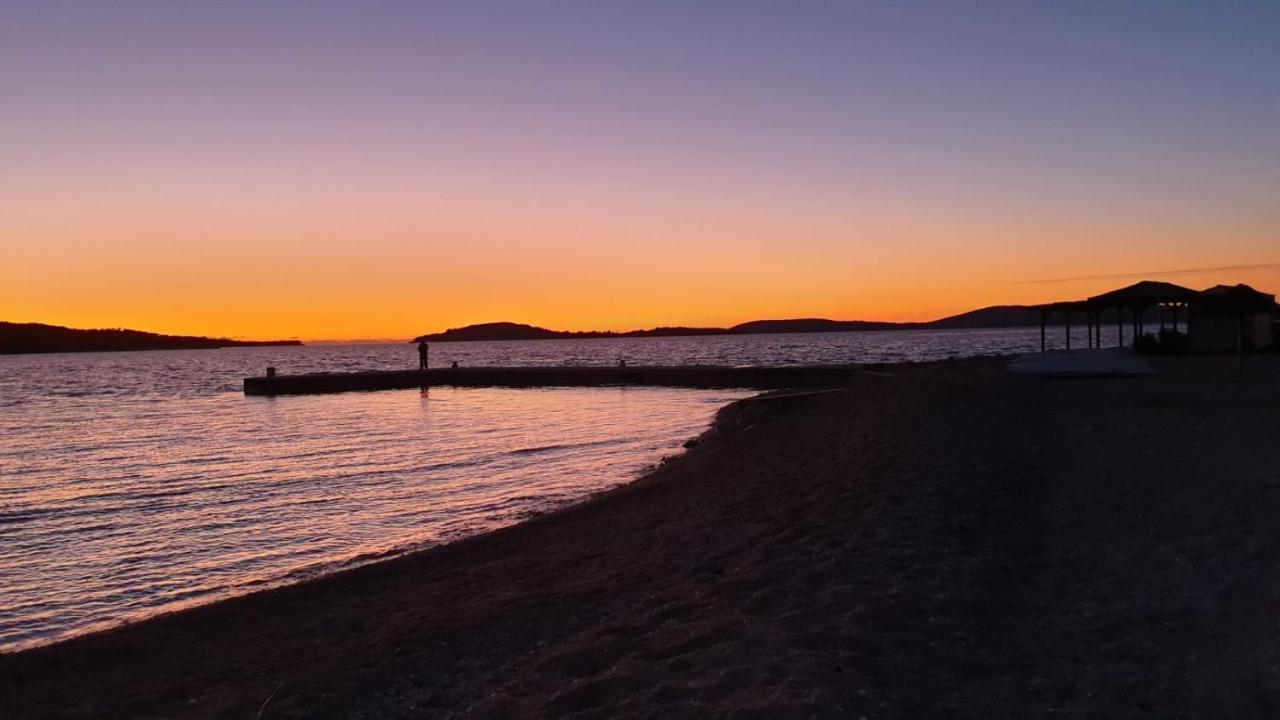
413, 322, 726, 343
727, 318, 902, 334
921, 305, 1045, 329
412, 305, 1047, 342
0, 322, 302, 355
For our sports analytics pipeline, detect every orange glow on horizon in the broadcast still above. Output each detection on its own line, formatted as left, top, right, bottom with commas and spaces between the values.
5, 167, 1277, 340
5, 166, 1279, 341
5, 4, 1277, 342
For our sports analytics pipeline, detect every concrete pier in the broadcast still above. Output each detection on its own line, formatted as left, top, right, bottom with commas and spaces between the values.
243, 365, 863, 396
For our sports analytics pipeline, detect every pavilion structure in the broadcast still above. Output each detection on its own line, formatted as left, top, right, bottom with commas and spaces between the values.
1030, 280, 1275, 353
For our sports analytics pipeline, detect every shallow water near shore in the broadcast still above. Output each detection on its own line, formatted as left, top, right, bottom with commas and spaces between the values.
0, 326, 1112, 651
0, 383, 754, 651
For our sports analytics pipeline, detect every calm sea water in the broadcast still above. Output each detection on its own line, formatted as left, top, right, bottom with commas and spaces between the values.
0, 326, 1104, 651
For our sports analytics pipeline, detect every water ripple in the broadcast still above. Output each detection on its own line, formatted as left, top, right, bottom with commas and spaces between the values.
0, 345, 761, 652
0, 329, 1082, 651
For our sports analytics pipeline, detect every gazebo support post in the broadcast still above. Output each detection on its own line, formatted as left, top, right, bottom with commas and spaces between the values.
1040, 309, 1046, 352
1117, 307, 1124, 348
1065, 311, 1071, 350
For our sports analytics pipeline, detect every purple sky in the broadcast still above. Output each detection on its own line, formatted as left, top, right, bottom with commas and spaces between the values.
3, 1, 1277, 337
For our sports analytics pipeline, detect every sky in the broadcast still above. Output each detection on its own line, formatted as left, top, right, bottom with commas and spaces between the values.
3, 1, 1277, 340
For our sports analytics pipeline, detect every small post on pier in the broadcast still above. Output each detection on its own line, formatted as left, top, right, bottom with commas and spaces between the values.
266, 367, 276, 379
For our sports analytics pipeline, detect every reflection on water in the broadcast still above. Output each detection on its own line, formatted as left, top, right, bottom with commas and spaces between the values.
0, 353, 750, 651
0, 326, 1097, 651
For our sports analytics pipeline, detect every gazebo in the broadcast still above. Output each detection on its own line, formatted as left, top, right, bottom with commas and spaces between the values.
1030, 300, 1092, 351
1030, 279, 1277, 355
1085, 280, 1200, 349
1031, 280, 1199, 352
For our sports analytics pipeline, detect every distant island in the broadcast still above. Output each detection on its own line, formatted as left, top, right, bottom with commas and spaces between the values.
412, 305, 1043, 342
0, 322, 302, 355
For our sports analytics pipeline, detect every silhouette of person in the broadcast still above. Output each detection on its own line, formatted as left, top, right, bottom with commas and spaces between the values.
417, 340, 429, 370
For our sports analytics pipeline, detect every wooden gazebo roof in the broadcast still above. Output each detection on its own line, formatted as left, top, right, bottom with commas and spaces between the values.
1086, 280, 1200, 307
1027, 278, 1277, 353
1028, 299, 1091, 313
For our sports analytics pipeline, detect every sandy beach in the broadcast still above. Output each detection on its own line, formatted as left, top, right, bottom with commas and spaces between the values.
4, 354, 1280, 718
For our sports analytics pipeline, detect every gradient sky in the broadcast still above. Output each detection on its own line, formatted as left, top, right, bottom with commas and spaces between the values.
3, 1, 1278, 339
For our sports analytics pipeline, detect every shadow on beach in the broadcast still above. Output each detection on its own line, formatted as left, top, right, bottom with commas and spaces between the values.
3, 354, 1280, 718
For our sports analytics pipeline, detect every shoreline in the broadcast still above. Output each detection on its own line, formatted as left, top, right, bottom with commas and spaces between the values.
1, 382, 758, 656
0, 360, 949, 656
0, 378, 793, 656
4, 355, 1279, 717
2, 386, 752, 657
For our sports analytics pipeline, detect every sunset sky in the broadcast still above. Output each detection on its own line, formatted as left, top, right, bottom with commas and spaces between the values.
3, 2, 1277, 340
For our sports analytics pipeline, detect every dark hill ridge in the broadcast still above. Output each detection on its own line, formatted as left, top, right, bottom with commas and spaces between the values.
412, 322, 727, 343
922, 305, 1047, 330
727, 318, 900, 334
412, 305, 1047, 342
0, 322, 302, 355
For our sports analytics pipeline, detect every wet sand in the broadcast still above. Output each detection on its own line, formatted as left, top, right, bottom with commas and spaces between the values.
4, 355, 1280, 718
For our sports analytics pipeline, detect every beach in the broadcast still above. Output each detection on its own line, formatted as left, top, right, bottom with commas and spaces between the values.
4, 354, 1280, 718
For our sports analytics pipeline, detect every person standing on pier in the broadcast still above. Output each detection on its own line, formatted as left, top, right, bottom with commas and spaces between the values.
417, 340, 429, 370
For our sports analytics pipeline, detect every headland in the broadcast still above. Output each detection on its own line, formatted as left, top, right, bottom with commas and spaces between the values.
0, 321, 301, 355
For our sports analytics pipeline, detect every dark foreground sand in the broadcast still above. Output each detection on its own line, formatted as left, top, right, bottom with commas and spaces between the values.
4, 355, 1280, 718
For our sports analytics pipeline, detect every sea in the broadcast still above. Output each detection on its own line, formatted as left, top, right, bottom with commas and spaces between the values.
0, 325, 1109, 651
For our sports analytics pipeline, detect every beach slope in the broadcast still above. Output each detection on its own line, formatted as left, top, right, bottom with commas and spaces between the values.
4, 356, 1279, 718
